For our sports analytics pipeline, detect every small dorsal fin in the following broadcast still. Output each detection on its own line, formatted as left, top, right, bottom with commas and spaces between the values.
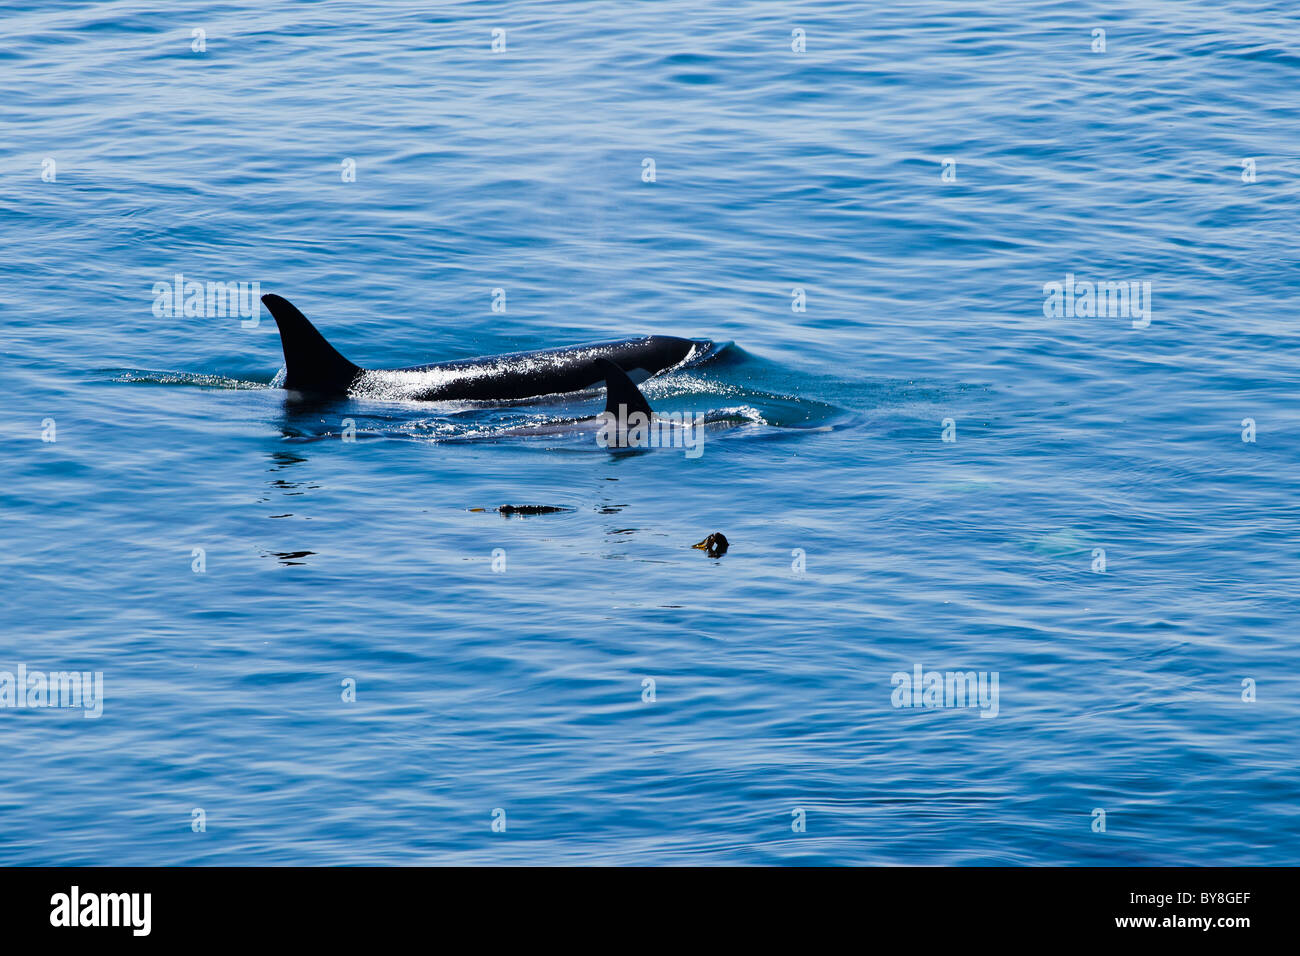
595, 358, 653, 418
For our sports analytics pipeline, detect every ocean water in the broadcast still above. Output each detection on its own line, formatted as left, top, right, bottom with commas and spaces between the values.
2, 0, 1298, 866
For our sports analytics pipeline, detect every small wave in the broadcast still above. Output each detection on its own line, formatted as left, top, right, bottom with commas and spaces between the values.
105, 368, 272, 390
705, 405, 768, 427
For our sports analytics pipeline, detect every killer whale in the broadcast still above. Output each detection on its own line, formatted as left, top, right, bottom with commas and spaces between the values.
492, 357, 656, 438
491, 358, 706, 458
262, 293, 714, 402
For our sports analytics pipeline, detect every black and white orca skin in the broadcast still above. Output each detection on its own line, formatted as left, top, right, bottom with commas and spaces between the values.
490, 358, 660, 440
262, 294, 713, 403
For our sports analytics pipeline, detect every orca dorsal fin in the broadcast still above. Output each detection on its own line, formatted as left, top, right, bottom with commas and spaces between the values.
262, 294, 363, 394
595, 358, 653, 418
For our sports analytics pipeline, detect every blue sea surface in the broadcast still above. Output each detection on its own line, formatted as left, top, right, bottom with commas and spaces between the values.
2, 0, 1298, 865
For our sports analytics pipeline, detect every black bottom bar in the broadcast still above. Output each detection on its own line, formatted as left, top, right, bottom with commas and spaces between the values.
0, 865, 1285, 942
